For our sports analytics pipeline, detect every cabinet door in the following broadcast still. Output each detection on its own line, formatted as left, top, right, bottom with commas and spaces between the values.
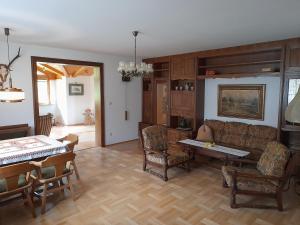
143, 91, 152, 123
184, 56, 196, 79
286, 46, 300, 69
170, 91, 182, 113
171, 56, 184, 80
155, 80, 168, 125
181, 92, 194, 112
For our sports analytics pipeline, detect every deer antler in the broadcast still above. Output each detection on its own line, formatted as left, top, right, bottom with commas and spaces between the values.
7, 47, 21, 70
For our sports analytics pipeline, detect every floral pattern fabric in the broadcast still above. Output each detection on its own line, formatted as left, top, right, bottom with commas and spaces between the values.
142, 125, 168, 152
146, 150, 189, 166
257, 142, 289, 177
204, 120, 277, 160
222, 165, 278, 193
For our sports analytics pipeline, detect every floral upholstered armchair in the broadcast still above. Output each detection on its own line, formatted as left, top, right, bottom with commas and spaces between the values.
222, 142, 292, 211
141, 125, 190, 181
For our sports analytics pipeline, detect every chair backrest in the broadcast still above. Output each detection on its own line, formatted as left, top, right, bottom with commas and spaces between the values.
38, 113, 53, 136
58, 134, 79, 152
141, 125, 168, 152
0, 124, 30, 140
257, 142, 289, 177
39, 152, 76, 177
0, 162, 33, 192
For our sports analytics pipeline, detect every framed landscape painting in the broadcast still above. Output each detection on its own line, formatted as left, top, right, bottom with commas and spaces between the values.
218, 84, 265, 120
69, 83, 84, 96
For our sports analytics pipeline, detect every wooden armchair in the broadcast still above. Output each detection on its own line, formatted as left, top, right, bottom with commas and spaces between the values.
222, 142, 292, 211
38, 113, 53, 136
141, 125, 190, 181
30, 151, 76, 214
57, 134, 80, 180
0, 162, 35, 217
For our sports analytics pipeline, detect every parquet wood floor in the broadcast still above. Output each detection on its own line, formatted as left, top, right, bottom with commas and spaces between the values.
1, 140, 300, 225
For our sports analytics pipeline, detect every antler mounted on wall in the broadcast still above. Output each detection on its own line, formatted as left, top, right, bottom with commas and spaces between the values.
0, 27, 21, 88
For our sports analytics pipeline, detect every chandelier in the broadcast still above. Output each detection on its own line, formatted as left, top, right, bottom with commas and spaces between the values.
0, 28, 25, 103
118, 31, 153, 82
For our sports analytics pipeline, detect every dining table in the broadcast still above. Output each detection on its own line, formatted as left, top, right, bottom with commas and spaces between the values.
0, 135, 67, 166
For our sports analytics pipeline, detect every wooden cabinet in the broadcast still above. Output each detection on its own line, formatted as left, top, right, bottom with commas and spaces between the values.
171, 55, 196, 80
170, 91, 194, 118
167, 128, 192, 151
286, 46, 300, 69
142, 91, 152, 123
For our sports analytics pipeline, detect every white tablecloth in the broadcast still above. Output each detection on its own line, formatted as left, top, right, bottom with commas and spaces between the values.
0, 135, 67, 166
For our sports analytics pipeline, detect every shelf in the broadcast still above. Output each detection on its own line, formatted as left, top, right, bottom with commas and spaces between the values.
198, 60, 281, 69
281, 125, 300, 132
197, 72, 280, 79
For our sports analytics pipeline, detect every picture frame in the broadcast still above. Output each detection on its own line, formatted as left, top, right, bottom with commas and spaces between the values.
69, 83, 84, 96
218, 84, 266, 120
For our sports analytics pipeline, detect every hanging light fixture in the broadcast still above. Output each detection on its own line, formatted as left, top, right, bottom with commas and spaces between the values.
0, 28, 25, 103
117, 31, 153, 82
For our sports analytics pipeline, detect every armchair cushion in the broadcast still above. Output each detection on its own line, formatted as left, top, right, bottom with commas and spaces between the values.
142, 125, 168, 152
257, 142, 289, 177
0, 174, 27, 193
222, 166, 277, 193
146, 149, 189, 166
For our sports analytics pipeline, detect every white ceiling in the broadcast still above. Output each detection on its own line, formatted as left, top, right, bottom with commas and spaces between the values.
1, 0, 300, 57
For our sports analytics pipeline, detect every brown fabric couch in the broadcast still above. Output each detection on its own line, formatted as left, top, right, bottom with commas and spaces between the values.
204, 120, 277, 160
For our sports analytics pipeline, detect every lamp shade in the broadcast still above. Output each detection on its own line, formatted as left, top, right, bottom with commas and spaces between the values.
0, 88, 25, 103
285, 88, 300, 123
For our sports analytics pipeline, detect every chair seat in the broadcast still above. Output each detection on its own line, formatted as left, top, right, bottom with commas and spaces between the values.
32, 167, 70, 179
222, 166, 278, 193
0, 174, 26, 193
146, 150, 189, 166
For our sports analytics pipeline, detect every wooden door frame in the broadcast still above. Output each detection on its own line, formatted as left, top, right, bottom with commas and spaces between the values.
31, 56, 105, 147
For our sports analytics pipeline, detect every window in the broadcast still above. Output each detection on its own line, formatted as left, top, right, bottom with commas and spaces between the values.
38, 80, 51, 105
288, 79, 300, 103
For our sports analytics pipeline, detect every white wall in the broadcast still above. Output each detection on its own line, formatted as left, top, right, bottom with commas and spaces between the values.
204, 77, 281, 127
66, 75, 95, 125
0, 42, 142, 145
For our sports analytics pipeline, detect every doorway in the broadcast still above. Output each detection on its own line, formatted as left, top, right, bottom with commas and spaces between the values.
31, 57, 105, 147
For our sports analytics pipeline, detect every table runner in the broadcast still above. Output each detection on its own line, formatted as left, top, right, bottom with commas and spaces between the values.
178, 139, 250, 157
0, 135, 67, 166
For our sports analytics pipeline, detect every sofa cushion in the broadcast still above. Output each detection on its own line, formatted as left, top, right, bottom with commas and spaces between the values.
204, 120, 225, 143
248, 125, 277, 139
257, 142, 289, 177
221, 122, 248, 147
245, 125, 277, 159
196, 125, 214, 143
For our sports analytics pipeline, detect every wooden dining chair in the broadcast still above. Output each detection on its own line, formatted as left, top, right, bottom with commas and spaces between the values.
37, 113, 53, 136
30, 151, 76, 214
0, 162, 36, 217
57, 134, 80, 180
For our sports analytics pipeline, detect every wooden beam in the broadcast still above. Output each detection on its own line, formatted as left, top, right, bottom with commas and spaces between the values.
37, 65, 61, 80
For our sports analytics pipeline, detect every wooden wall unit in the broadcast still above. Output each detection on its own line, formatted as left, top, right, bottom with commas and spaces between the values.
141, 37, 300, 153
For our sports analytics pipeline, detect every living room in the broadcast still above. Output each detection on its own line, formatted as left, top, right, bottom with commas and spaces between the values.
0, 1, 300, 225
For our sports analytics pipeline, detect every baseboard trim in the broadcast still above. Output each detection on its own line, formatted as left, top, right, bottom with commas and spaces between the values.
105, 138, 139, 147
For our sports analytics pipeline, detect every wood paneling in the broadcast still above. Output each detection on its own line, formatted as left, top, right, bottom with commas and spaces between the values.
171, 55, 196, 80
